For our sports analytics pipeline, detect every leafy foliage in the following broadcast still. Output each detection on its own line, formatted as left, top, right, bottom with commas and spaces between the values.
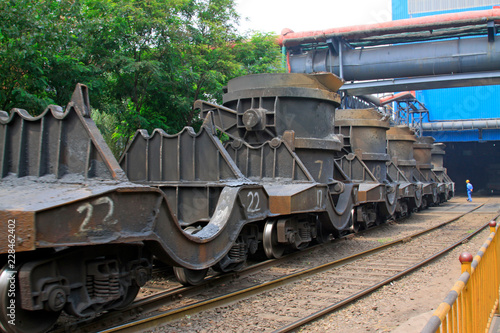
0, 0, 87, 111
0, 0, 283, 156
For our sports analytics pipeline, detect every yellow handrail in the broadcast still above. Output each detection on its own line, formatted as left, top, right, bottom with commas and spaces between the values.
422, 220, 500, 333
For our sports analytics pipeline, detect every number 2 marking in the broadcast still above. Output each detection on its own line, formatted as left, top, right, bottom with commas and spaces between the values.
93, 196, 117, 225
77, 203, 93, 232
77, 196, 116, 232
247, 192, 261, 213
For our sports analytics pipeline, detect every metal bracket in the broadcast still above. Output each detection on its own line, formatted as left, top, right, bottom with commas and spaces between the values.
326, 38, 344, 78
488, 21, 496, 42
326, 38, 339, 55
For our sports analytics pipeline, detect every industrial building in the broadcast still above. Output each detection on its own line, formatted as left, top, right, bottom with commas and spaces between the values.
279, 1, 500, 194
393, 0, 500, 194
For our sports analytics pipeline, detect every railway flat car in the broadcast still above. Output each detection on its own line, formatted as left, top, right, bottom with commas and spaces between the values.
0, 74, 453, 332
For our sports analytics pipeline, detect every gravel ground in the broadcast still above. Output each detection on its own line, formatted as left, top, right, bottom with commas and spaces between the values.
139, 195, 499, 333
301, 195, 499, 332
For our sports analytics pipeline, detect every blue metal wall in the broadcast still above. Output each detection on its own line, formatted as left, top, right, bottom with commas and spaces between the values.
392, 0, 500, 142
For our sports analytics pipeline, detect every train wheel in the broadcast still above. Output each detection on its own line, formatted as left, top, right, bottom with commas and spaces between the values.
263, 221, 286, 259
431, 187, 439, 206
0, 264, 61, 333
412, 186, 423, 211
113, 284, 140, 310
348, 209, 360, 233
421, 197, 428, 209
173, 267, 208, 286
350, 222, 360, 233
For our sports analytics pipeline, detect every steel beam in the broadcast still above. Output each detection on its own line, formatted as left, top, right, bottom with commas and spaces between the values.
339, 71, 500, 95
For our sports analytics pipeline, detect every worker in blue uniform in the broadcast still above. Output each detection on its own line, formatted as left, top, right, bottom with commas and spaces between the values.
466, 180, 473, 202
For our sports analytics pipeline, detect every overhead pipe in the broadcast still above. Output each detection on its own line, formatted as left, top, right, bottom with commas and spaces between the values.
288, 36, 500, 81
339, 70, 500, 95
278, 8, 500, 47
357, 95, 382, 106
422, 119, 500, 131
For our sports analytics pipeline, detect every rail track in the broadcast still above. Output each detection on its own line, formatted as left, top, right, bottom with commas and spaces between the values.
1, 76, 457, 333
51, 200, 497, 333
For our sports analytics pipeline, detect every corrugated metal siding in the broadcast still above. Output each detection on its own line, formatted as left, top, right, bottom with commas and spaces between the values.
392, 0, 409, 20
392, 0, 499, 19
408, 0, 500, 15
416, 86, 500, 121
409, 5, 498, 18
482, 129, 500, 140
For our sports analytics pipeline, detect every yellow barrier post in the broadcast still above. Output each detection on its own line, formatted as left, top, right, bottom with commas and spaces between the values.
487, 221, 499, 329
492, 221, 500, 317
423, 218, 500, 333
460, 252, 473, 333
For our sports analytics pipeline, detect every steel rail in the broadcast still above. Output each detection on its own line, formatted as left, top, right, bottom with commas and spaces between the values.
59, 233, 344, 333
63, 205, 393, 333
57, 261, 280, 332
100, 203, 485, 333
273, 208, 500, 333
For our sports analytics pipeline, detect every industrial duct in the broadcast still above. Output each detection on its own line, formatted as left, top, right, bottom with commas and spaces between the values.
422, 119, 500, 131
288, 37, 500, 81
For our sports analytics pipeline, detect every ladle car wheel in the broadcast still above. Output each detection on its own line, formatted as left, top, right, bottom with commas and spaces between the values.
0, 265, 62, 333
263, 221, 286, 259
173, 267, 208, 286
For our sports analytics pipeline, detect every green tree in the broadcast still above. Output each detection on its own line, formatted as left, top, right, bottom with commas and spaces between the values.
0, 0, 284, 156
0, 0, 88, 112
232, 32, 284, 76
81, 0, 186, 145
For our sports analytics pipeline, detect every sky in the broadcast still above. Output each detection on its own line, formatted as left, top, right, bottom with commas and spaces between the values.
235, 0, 392, 35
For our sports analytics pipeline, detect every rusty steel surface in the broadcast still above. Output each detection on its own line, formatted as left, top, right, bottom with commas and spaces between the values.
265, 183, 322, 214
119, 112, 272, 268
386, 125, 424, 212
0, 82, 281, 331
0, 73, 454, 331
431, 143, 446, 169
335, 108, 391, 181
150, 185, 270, 269
223, 73, 343, 102
333, 108, 399, 219
120, 113, 246, 183
0, 85, 126, 181
278, 9, 500, 47
0, 83, 272, 297
202, 73, 343, 146
198, 74, 429, 228
0, 210, 35, 253
431, 143, 455, 199
0, 84, 189, 330
0, 85, 159, 255
414, 136, 435, 170
413, 136, 445, 205
0, 179, 163, 253
225, 136, 314, 182
194, 75, 355, 233
386, 126, 417, 163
